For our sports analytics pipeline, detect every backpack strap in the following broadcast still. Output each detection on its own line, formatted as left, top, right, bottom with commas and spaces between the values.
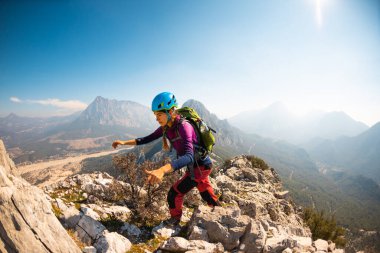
163, 117, 185, 152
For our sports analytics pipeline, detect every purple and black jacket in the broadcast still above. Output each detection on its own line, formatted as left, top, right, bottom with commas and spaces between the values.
135, 115, 212, 171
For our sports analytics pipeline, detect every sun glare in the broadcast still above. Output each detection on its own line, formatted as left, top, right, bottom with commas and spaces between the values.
316, 0, 323, 28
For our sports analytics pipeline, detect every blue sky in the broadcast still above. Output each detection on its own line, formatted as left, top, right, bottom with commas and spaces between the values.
1, 0, 379, 126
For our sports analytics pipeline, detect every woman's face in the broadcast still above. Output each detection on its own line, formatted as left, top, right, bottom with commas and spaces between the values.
154, 111, 168, 127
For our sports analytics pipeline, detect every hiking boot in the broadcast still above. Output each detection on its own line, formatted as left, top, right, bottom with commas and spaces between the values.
162, 217, 180, 227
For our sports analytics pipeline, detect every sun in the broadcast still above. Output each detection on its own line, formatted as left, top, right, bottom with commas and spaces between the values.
316, 0, 323, 28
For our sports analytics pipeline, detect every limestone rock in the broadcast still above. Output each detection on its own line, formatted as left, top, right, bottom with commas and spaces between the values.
76, 215, 106, 243
239, 220, 267, 253
0, 139, 81, 253
314, 239, 329, 252
152, 222, 181, 238
160, 237, 224, 253
120, 222, 142, 238
188, 225, 209, 241
93, 231, 131, 253
62, 206, 82, 229
188, 205, 250, 251
83, 246, 97, 253
81, 206, 101, 220
216, 155, 311, 238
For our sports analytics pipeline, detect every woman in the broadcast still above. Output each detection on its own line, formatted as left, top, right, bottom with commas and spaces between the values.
112, 92, 220, 226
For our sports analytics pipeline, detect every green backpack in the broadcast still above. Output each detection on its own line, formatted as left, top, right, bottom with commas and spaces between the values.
165, 106, 216, 157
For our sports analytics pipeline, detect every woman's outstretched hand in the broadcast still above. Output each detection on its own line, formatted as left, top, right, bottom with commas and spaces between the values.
144, 164, 173, 185
112, 139, 137, 149
112, 140, 123, 149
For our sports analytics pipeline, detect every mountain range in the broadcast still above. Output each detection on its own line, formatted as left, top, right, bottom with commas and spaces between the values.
0, 96, 156, 163
304, 122, 380, 184
228, 102, 369, 144
1, 96, 380, 230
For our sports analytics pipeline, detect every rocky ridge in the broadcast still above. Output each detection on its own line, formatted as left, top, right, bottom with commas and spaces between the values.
0, 137, 345, 253
44, 155, 344, 253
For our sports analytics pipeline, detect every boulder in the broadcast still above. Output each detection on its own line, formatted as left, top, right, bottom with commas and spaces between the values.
93, 231, 131, 253
120, 222, 142, 238
0, 139, 81, 253
188, 205, 250, 251
62, 206, 82, 229
152, 222, 181, 238
188, 225, 209, 241
160, 237, 224, 253
81, 206, 101, 220
238, 220, 267, 253
75, 215, 106, 244
314, 239, 329, 252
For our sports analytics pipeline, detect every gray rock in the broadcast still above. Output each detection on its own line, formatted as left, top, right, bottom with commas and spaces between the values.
291, 236, 313, 250
63, 206, 82, 228
55, 198, 69, 212
188, 205, 250, 251
81, 206, 101, 220
76, 215, 106, 241
314, 239, 329, 252
76, 225, 93, 245
94, 231, 131, 253
160, 237, 224, 253
0, 140, 16, 173
0, 140, 81, 253
152, 222, 181, 238
264, 236, 292, 253
241, 167, 258, 182
188, 225, 209, 241
102, 205, 131, 221
328, 240, 336, 252
160, 237, 189, 252
82, 246, 97, 253
275, 191, 290, 199
239, 220, 267, 253
85, 183, 104, 195
120, 222, 142, 237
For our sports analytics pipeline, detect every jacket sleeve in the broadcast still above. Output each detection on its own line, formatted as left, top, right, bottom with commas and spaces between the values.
135, 127, 163, 145
170, 122, 195, 171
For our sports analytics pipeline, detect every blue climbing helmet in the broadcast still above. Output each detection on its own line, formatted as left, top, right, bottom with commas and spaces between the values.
151, 92, 178, 112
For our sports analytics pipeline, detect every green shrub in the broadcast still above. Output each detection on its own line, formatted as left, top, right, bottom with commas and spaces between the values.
113, 153, 180, 227
303, 207, 346, 247
246, 155, 269, 170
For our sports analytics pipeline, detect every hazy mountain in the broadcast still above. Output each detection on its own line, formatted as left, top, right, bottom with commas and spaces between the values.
0, 96, 156, 163
311, 111, 369, 140
61, 96, 157, 138
228, 101, 297, 139
305, 122, 380, 184
183, 99, 247, 151
73, 96, 155, 129
229, 102, 369, 144
0, 112, 80, 147
183, 100, 316, 171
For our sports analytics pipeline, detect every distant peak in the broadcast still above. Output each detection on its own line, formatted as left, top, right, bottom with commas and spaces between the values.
183, 99, 205, 107
95, 96, 107, 101
182, 99, 212, 117
6, 113, 19, 119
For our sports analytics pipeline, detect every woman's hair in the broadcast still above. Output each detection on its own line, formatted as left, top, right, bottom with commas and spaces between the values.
162, 108, 178, 151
